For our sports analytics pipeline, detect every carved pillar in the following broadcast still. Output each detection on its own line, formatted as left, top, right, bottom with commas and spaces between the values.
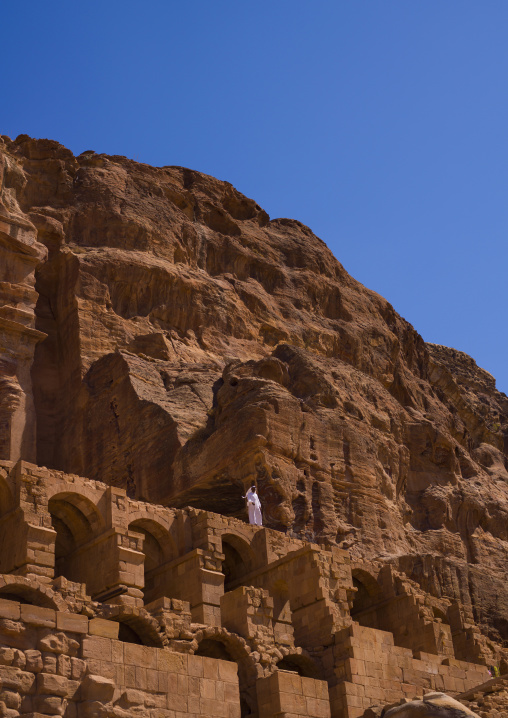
0, 461, 57, 582
221, 585, 274, 643
147, 548, 225, 625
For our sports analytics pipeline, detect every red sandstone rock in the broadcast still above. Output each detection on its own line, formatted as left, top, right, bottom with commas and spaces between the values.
0, 134, 506, 655
383, 692, 480, 716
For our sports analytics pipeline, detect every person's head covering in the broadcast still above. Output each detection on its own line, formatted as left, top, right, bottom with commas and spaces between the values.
251, 485, 256, 491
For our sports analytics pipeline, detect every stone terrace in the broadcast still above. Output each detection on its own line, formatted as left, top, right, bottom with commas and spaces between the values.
0, 460, 493, 717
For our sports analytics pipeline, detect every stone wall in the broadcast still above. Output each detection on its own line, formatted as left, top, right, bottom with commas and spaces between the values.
0, 598, 240, 718
0, 460, 498, 718
256, 671, 330, 718
326, 624, 488, 718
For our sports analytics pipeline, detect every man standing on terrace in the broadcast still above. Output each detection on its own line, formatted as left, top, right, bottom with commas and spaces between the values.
244, 485, 263, 526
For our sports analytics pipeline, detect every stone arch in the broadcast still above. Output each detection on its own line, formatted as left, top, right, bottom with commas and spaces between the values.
99, 605, 164, 647
46, 481, 106, 523
128, 517, 177, 603
276, 651, 320, 678
48, 491, 105, 587
126, 508, 178, 547
221, 533, 256, 592
0, 576, 67, 610
49, 490, 104, 538
195, 637, 236, 661
193, 626, 252, 663
350, 568, 383, 623
192, 627, 256, 718
432, 605, 449, 623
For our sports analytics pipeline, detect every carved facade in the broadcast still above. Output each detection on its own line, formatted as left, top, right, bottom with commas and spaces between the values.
0, 460, 494, 717
0, 153, 47, 464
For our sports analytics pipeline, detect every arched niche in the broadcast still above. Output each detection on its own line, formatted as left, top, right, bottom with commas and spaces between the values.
350, 569, 383, 626
193, 633, 254, 718
0, 582, 63, 610
221, 533, 255, 592
276, 653, 319, 679
127, 518, 177, 604
48, 492, 104, 587
115, 617, 162, 647
195, 637, 236, 662
99, 605, 163, 647
118, 621, 145, 645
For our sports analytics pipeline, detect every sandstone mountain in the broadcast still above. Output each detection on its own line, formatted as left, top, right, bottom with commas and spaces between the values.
0, 134, 506, 653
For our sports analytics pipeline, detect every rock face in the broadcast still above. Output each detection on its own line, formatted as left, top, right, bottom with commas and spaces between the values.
382, 692, 480, 717
0, 134, 507, 657
0, 149, 47, 462
459, 675, 508, 717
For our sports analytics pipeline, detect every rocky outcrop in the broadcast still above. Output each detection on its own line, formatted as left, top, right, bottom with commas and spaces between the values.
0, 148, 47, 462
459, 675, 508, 717
0, 134, 506, 657
381, 692, 480, 717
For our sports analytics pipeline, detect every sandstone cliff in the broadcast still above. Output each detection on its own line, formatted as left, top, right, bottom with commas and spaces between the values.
0, 134, 506, 652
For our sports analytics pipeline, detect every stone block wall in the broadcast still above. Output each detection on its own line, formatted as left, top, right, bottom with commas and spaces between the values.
221, 586, 274, 644
0, 598, 240, 718
0, 460, 500, 718
326, 624, 490, 718
352, 592, 455, 659
256, 670, 330, 718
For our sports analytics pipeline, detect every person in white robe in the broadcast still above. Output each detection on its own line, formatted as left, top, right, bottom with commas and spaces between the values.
244, 485, 262, 526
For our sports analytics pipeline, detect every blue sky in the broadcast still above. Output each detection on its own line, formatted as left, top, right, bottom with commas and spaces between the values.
3, 1, 507, 394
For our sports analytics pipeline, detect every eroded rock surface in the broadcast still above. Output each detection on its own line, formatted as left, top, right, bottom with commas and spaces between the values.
382, 692, 480, 717
459, 675, 508, 717
0, 134, 506, 654
0, 147, 47, 462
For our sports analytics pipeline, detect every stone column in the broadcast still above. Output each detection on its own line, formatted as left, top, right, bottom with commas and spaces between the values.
221, 585, 274, 643
148, 548, 225, 625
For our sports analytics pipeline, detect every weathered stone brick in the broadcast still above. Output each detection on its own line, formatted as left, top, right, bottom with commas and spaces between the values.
70, 657, 86, 680
38, 631, 79, 656
33, 694, 68, 716
81, 636, 112, 662
0, 600, 20, 621
55, 612, 88, 634
88, 617, 119, 639
42, 653, 57, 674
20, 605, 56, 628
157, 650, 186, 674
0, 666, 36, 693
81, 674, 115, 702
0, 690, 21, 710
0, 648, 15, 666
36, 672, 70, 697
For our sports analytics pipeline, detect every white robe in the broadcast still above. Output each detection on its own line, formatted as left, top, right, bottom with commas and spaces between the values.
246, 489, 262, 526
